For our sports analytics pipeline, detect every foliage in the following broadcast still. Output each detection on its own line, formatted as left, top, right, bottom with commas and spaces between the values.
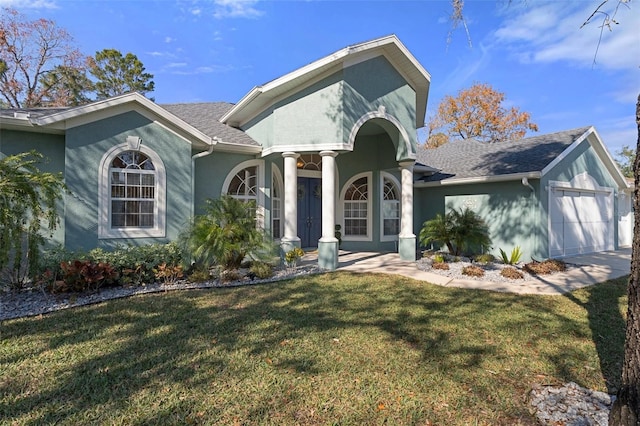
0, 151, 64, 286
499, 246, 523, 265
615, 145, 635, 178
88, 48, 155, 100
426, 82, 538, 144
424, 131, 449, 149
0, 8, 84, 108
153, 263, 184, 285
39, 64, 92, 106
523, 259, 567, 275
432, 253, 446, 264
249, 261, 274, 279
474, 253, 495, 264
49, 260, 118, 293
500, 267, 524, 280
284, 247, 305, 267
419, 207, 492, 256
461, 265, 485, 277
180, 196, 272, 271
432, 261, 450, 270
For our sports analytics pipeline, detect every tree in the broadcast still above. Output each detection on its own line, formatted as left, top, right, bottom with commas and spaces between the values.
88, 49, 155, 100
0, 151, 64, 285
39, 64, 93, 107
0, 8, 84, 108
615, 145, 636, 178
427, 82, 539, 144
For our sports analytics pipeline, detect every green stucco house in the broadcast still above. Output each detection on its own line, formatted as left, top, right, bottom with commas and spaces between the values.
0, 35, 631, 268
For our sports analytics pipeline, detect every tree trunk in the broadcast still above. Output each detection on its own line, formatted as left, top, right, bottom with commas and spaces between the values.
609, 93, 640, 425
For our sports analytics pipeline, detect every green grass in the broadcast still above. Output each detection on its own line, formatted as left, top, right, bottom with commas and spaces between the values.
0, 272, 628, 425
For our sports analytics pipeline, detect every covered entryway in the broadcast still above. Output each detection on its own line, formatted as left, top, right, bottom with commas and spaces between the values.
549, 177, 614, 257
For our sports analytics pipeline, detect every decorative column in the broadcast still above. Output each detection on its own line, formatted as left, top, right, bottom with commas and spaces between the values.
318, 150, 339, 270
399, 160, 416, 261
281, 152, 300, 253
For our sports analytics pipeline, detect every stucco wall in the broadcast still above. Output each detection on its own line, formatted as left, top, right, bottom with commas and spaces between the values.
0, 129, 66, 247
415, 180, 544, 260
64, 111, 193, 251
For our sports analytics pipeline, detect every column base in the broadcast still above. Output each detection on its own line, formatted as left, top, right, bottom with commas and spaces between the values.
280, 237, 301, 256
399, 235, 416, 261
318, 238, 339, 270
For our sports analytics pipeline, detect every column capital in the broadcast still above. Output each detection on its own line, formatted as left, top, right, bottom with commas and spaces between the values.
319, 150, 338, 158
398, 160, 415, 169
282, 151, 300, 159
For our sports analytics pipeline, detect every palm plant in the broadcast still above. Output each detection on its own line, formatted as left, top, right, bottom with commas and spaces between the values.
180, 196, 273, 271
419, 207, 491, 256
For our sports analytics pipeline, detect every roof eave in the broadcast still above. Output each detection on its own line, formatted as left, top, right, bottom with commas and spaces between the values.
414, 171, 542, 188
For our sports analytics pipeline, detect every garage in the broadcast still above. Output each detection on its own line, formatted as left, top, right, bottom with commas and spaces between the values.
549, 176, 614, 258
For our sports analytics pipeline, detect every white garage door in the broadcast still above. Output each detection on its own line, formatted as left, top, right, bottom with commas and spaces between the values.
549, 186, 614, 258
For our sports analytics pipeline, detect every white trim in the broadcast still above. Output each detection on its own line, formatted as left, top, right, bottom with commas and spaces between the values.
32, 92, 213, 147
221, 159, 266, 229
271, 164, 284, 240
541, 126, 628, 190
414, 172, 542, 188
340, 171, 373, 241
347, 108, 415, 160
98, 143, 166, 239
548, 172, 614, 195
261, 142, 352, 158
380, 172, 401, 242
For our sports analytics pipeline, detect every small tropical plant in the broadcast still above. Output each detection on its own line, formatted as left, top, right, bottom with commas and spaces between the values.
284, 247, 305, 269
499, 246, 523, 265
419, 207, 491, 256
180, 196, 273, 271
462, 265, 485, 277
249, 261, 274, 279
153, 263, 184, 285
501, 267, 524, 280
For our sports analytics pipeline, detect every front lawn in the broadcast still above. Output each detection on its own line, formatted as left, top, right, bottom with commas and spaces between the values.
0, 272, 627, 425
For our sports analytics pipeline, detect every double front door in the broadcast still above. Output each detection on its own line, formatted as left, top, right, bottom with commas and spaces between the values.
297, 177, 322, 248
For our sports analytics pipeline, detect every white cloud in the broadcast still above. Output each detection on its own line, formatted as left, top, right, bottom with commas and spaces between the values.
0, 0, 57, 8
494, 1, 640, 71
169, 64, 236, 75
166, 62, 187, 68
212, 0, 264, 19
165, 37, 175, 43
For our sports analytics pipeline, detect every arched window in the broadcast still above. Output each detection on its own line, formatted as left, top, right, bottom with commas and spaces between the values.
99, 144, 166, 239
341, 172, 372, 240
272, 166, 283, 239
222, 160, 265, 228
381, 173, 400, 241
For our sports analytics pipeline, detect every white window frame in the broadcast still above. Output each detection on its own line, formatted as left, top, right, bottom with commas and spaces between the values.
98, 143, 166, 239
380, 172, 401, 242
272, 165, 284, 241
222, 159, 265, 229
340, 171, 372, 241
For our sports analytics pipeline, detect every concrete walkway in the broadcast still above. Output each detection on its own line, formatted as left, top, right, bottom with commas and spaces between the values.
301, 248, 632, 295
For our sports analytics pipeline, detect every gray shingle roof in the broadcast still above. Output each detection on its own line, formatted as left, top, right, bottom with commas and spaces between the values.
416, 127, 592, 182
161, 102, 259, 147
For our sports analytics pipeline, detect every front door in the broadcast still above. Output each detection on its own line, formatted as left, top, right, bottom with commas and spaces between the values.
297, 177, 322, 248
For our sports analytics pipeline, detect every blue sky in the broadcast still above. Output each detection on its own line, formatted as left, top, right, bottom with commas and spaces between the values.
4, 0, 639, 156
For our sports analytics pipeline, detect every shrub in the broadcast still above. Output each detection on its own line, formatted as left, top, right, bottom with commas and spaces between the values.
220, 269, 241, 283
433, 253, 446, 264
419, 207, 491, 256
500, 267, 524, 280
284, 247, 305, 268
49, 260, 118, 293
154, 263, 184, 285
180, 196, 274, 272
474, 253, 495, 264
187, 265, 211, 283
499, 246, 523, 265
250, 261, 274, 279
432, 262, 450, 270
462, 265, 485, 277
523, 259, 567, 275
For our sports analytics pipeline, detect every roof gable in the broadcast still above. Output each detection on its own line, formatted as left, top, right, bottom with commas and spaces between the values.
220, 35, 431, 128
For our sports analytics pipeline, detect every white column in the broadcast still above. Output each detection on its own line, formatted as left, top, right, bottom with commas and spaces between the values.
318, 150, 339, 270
399, 160, 416, 261
320, 151, 338, 240
282, 152, 300, 249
